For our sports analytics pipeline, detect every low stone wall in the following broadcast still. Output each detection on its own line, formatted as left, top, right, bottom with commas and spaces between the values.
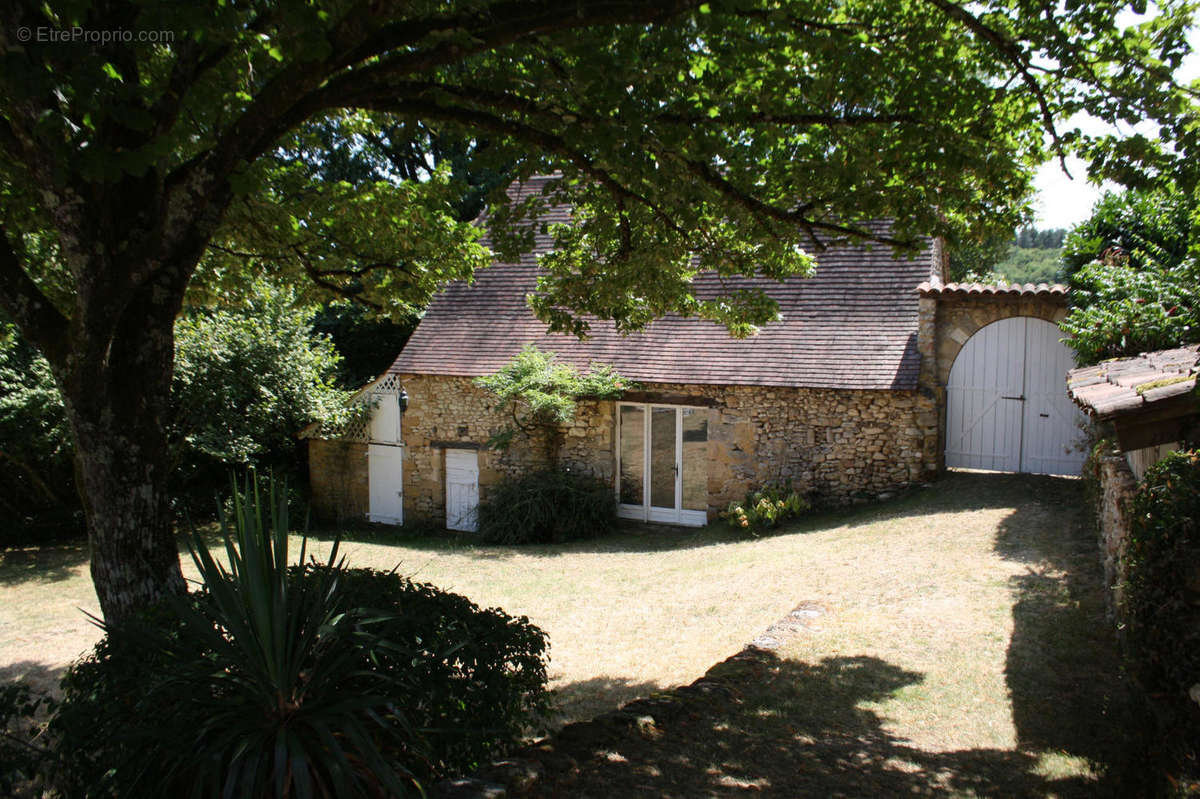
1094, 452, 1139, 620
308, 439, 369, 525
395, 373, 938, 526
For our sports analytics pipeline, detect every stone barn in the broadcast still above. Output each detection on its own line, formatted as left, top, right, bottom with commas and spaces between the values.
305, 178, 1087, 531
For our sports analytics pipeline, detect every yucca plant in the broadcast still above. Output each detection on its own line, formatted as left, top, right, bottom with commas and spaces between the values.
105, 476, 427, 798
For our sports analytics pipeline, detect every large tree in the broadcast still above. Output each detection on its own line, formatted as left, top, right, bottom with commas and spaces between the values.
0, 0, 1195, 620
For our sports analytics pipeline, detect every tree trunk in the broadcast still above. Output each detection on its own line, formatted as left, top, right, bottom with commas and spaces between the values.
71, 410, 187, 622
58, 267, 191, 623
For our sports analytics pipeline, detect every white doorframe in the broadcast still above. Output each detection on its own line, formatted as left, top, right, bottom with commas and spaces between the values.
615, 402, 708, 526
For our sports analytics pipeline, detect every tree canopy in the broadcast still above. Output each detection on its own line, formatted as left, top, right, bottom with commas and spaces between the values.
1, 0, 1196, 618
0, 285, 355, 530
1062, 186, 1195, 279
474, 345, 629, 452
5, 1, 1197, 338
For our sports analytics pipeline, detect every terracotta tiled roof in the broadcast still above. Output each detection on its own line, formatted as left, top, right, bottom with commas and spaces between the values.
390, 178, 940, 391
916, 279, 1069, 300
1066, 344, 1200, 419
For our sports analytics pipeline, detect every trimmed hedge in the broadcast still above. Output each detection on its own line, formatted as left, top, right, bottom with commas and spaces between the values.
328, 567, 551, 773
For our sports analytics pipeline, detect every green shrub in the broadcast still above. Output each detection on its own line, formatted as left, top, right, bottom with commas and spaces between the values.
171, 283, 355, 514
50, 603, 202, 798
1059, 186, 1200, 365
477, 468, 617, 544
1124, 449, 1200, 792
2, 284, 357, 532
474, 345, 629, 452
327, 567, 550, 774
1059, 255, 1200, 365
49, 478, 549, 797
722, 481, 809, 534
0, 321, 83, 545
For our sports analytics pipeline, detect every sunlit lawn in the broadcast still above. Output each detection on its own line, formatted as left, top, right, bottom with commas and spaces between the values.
0, 472, 1133, 795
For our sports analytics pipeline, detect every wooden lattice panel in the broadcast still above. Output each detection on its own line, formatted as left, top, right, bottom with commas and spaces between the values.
304, 374, 400, 442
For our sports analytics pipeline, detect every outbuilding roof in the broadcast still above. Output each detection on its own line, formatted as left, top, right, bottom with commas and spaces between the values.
1066, 344, 1200, 420
389, 178, 941, 391
916, 280, 1068, 301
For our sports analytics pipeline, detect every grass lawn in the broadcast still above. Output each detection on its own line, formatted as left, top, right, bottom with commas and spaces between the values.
518, 472, 1137, 797
0, 471, 1133, 795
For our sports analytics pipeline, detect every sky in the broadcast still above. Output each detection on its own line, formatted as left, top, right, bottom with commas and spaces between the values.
1031, 18, 1199, 231
1032, 156, 1112, 231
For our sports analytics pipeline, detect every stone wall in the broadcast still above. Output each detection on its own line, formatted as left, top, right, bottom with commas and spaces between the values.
1094, 451, 1139, 621
308, 439, 369, 524
397, 373, 614, 523
394, 373, 938, 526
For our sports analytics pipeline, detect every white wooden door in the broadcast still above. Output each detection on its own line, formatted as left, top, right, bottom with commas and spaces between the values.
369, 391, 400, 443
945, 318, 1026, 472
367, 444, 404, 525
945, 317, 1086, 476
445, 449, 479, 532
1019, 319, 1087, 475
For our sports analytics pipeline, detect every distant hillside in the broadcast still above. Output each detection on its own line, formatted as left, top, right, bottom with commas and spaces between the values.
993, 245, 1063, 284
953, 227, 1066, 285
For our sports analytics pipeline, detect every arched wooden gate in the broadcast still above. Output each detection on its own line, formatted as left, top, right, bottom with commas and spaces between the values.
945, 317, 1086, 475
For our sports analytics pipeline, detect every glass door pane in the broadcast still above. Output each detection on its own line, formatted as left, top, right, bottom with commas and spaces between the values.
618, 405, 644, 505
650, 407, 677, 509
681, 408, 708, 511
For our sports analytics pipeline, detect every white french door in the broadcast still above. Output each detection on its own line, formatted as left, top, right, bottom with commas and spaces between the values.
616, 403, 709, 526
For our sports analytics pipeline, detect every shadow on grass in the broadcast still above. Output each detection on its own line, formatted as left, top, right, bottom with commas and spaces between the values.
0, 541, 89, 587
0, 660, 67, 698
547, 676, 664, 731
527, 653, 1096, 799
995, 476, 1143, 794
824, 471, 1083, 533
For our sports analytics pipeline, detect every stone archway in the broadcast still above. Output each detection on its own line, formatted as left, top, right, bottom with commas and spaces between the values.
915, 283, 1073, 472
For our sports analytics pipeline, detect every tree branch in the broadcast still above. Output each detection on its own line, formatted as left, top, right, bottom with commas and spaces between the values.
150, 42, 236, 140
0, 225, 69, 366
923, 0, 1070, 174
331, 0, 699, 87
0, 447, 63, 507
678, 157, 914, 249
361, 79, 926, 132
289, 244, 384, 311
348, 95, 687, 237
655, 111, 925, 127
0, 116, 30, 164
